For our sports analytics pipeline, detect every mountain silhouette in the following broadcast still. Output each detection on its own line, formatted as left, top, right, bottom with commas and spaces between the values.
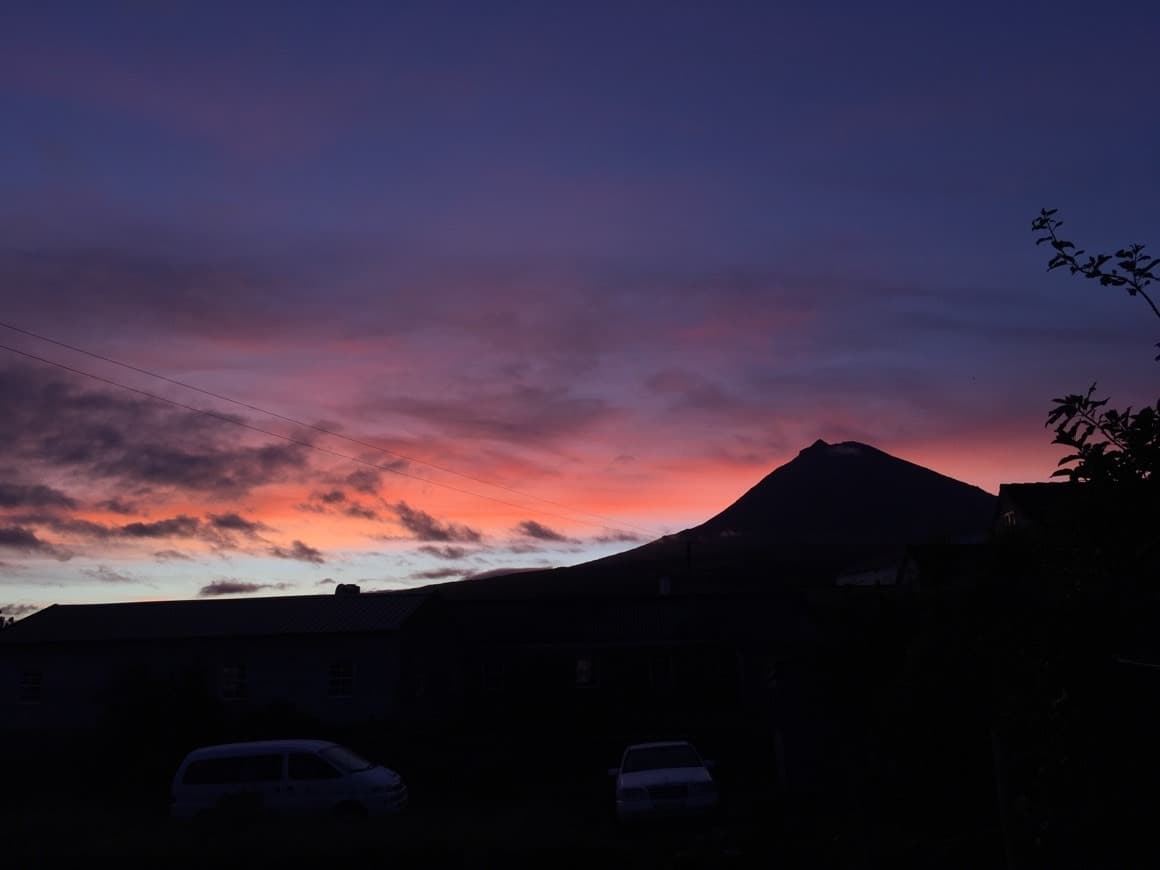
436, 439, 996, 599
696, 438, 994, 548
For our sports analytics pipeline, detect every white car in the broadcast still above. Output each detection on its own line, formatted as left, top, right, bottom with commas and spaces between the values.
171, 738, 408, 821
609, 740, 719, 823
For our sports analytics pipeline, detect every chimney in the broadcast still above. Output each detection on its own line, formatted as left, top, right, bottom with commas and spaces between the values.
335, 583, 361, 596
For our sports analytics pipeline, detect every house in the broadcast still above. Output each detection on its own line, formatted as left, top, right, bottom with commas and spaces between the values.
0, 589, 457, 740
431, 591, 830, 791
993, 481, 1097, 535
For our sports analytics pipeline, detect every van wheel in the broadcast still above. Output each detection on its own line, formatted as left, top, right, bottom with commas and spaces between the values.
333, 801, 368, 821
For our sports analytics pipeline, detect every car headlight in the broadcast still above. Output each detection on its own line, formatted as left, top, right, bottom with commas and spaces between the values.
689, 782, 717, 796
617, 787, 648, 801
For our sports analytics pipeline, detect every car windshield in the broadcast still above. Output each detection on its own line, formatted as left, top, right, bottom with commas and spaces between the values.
319, 746, 375, 773
622, 745, 702, 773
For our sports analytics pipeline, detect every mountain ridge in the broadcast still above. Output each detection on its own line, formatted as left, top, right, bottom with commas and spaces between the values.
433, 439, 997, 599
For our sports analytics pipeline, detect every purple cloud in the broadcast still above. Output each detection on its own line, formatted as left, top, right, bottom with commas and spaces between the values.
119, 515, 201, 539
514, 520, 577, 543
82, 565, 136, 584
417, 545, 472, 560
410, 567, 466, 581
594, 530, 646, 544
393, 502, 482, 543
343, 503, 379, 520
0, 483, 77, 509
199, 580, 295, 596
0, 525, 68, 560
345, 470, 382, 495
381, 387, 617, 446
267, 540, 325, 564
299, 489, 379, 521
153, 549, 192, 561
0, 365, 311, 500
97, 498, 138, 515
6, 514, 114, 539
206, 512, 270, 537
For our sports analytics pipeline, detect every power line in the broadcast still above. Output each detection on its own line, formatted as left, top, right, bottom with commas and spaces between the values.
0, 319, 659, 538
0, 340, 654, 539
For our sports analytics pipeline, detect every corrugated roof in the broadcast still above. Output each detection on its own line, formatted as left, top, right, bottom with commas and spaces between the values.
0, 592, 432, 644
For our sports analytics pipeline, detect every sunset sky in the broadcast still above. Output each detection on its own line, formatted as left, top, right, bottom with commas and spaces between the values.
2, 1, 1158, 616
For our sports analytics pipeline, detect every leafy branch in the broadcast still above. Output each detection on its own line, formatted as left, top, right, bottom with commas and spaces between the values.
1032, 207, 1160, 358
1046, 384, 1160, 483
1032, 209, 1160, 484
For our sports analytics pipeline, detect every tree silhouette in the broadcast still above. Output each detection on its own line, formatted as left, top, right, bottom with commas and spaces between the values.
1031, 209, 1160, 484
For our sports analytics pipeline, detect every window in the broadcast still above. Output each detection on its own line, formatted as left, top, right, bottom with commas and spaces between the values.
622, 744, 703, 773
289, 753, 341, 780
575, 655, 598, 688
183, 753, 282, 785
319, 746, 374, 773
18, 668, 42, 703
328, 661, 354, 698
243, 754, 283, 782
650, 653, 674, 691
481, 659, 505, 692
221, 664, 247, 701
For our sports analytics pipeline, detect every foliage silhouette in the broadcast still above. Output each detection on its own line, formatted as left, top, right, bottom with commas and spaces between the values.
1032, 208, 1160, 353
1032, 209, 1160, 484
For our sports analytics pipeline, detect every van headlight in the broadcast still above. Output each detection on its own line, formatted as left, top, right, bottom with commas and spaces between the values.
617, 787, 648, 801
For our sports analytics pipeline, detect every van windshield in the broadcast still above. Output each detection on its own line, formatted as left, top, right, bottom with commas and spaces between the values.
320, 746, 374, 773
622, 745, 703, 773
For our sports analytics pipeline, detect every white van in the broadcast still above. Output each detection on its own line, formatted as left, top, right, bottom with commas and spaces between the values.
170, 739, 408, 820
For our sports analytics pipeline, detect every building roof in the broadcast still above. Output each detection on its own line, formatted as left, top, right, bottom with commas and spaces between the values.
446, 594, 813, 648
0, 591, 433, 644
995, 482, 1095, 531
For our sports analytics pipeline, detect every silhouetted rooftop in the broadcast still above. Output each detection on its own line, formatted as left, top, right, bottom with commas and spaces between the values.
0, 591, 433, 644
448, 594, 814, 647
995, 482, 1094, 531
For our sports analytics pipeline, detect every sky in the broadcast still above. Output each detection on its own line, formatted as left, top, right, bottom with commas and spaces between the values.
2, 0, 1159, 615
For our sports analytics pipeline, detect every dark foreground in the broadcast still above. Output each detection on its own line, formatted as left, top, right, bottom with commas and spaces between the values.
3, 784, 1006, 868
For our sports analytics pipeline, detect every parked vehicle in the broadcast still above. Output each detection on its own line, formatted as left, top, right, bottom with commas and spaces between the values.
170, 739, 408, 820
608, 740, 718, 823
